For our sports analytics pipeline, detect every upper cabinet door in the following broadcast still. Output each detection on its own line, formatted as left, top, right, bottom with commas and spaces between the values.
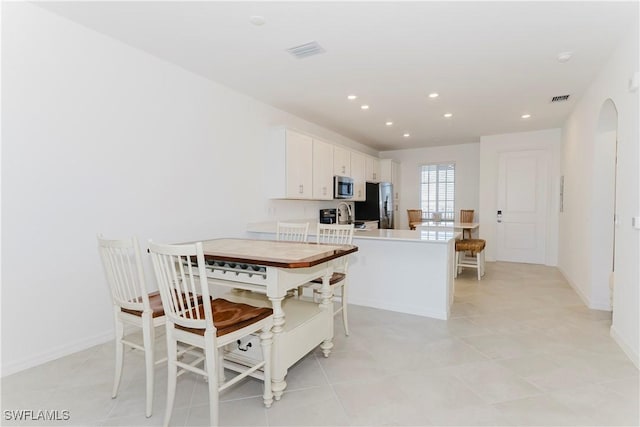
365, 156, 380, 182
312, 139, 334, 200
267, 128, 313, 199
350, 151, 366, 201
333, 146, 351, 177
284, 130, 313, 199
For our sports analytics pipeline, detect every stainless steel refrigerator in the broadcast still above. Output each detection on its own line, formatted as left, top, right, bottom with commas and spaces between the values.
354, 182, 394, 229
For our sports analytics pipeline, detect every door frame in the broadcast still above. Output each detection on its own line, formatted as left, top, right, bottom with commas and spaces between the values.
478, 129, 561, 266
495, 149, 550, 264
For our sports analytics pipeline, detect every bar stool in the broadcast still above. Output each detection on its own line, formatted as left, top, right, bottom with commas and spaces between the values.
455, 238, 486, 280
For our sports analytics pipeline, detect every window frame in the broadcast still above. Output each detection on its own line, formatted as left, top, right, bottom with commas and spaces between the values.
419, 162, 456, 222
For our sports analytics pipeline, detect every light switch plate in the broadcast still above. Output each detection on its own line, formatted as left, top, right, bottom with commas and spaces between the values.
633, 216, 640, 229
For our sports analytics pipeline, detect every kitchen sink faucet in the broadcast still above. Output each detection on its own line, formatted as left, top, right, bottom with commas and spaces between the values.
337, 202, 352, 224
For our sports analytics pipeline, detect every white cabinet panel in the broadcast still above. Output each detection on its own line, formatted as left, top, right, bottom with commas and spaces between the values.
267, 128, 313, 199
365, 156, 380, 182
312, 139, 334, 200
351, 151, 366, 201
333, 146, 351, 177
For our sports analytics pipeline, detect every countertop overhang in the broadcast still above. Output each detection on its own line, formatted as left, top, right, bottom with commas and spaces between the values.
247, 220, 459, 244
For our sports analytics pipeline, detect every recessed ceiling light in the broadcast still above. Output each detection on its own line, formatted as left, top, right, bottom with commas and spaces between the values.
521, 114, 531, 119
249, 15, 266, 26
557, 51, 573, 63
347, 94, 357, 100
428, 93, 439, 98
385, 121, 393, 126
443, 113, 453, 118
361, 105, 369, 110
403, 133, 410, 138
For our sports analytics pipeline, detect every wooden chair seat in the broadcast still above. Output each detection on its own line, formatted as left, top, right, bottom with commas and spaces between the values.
176, 298, 273, 337
310, 272, 346, 285
121, 291, 165, 318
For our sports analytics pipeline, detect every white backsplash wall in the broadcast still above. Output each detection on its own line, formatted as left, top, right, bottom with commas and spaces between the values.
260, 200, 337, 223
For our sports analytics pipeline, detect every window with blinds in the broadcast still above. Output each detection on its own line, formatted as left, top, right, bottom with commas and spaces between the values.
420, 163, 455, 221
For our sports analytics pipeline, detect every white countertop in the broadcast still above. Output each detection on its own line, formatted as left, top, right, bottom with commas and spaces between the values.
247, 220, 459, 244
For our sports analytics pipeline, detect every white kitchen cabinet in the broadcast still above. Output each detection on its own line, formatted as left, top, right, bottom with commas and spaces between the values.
312, 139, 334, 200
380, 159, 397, 183
365, 156, 380, 182
333, 146, 351, 177
267, 128, 313, 199
350, 151, 366, 201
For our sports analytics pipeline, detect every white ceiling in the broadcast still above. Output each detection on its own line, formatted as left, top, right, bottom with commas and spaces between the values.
36, 1, 638, 151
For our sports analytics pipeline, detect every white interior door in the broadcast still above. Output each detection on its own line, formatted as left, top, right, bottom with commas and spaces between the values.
496, 150, 548, 264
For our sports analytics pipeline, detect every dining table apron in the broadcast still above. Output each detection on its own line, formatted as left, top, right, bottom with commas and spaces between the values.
198, 238, 358, 400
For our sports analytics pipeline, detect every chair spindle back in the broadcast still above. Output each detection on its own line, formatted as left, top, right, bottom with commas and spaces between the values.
276, 222, 310, 242
148, 241, 212, 332
98, 235, 149, 312
460, 209, 475, 223
317, 223, 354, 245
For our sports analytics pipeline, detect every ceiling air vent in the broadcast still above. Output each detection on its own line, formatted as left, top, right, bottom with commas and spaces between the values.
551, 94, 570, 102
286, 41, 326, 59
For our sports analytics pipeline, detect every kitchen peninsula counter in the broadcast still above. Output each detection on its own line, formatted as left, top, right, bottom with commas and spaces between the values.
246, 221, 457, 320
247, 221, 458, 244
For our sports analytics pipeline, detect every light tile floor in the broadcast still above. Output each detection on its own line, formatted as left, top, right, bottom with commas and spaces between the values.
2, 262, 638, 426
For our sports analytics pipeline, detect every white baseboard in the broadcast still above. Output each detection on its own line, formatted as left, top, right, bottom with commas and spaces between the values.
2, 330, 113, 377
590, 298, 613, 311
610, 325, 640, 369
557, 266, 612, 312
557, 266, 590, 307
349, 299, 448, 320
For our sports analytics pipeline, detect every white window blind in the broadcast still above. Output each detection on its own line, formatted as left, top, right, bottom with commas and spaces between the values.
420, 163, 455, 221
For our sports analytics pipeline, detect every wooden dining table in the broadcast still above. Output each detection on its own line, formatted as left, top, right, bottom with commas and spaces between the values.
198, 238, 358, 400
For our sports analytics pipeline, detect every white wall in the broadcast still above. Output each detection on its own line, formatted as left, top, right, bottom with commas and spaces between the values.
478, 129, 561, 265
590, 128, 616, 309
559, 23, 639, 366
380, 143, 480, 230
1, 3, 374, 375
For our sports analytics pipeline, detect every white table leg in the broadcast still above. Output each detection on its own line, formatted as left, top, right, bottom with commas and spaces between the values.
267, 295, 287, 400
319, 267, 334, 358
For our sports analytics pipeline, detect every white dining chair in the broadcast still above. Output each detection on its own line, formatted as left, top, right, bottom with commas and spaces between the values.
277, 222, 311, 297
148, 240, 274, 427
97, 235, 165, 418
276, 222, 310, 242
299, 223, 354, 335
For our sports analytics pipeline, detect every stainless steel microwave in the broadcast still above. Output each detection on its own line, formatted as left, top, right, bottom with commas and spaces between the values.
334, 175, 354, 199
